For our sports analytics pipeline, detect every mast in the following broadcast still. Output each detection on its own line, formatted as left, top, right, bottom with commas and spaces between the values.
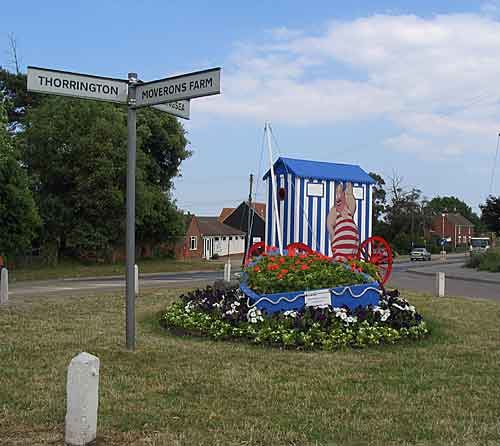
266, 122, 283, 255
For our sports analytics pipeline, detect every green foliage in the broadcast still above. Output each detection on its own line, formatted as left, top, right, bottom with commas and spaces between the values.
245, 253, 376, 294
160, 286, 429, 350
0, 94, 40, 258
480, 195, 500, 235
21, 95, 189, 258
465, 249, 500, 272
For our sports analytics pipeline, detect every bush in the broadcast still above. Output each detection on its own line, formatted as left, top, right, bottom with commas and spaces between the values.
465, 249, 500, 272
160, 285, 429, 350
478, 250, 500, 272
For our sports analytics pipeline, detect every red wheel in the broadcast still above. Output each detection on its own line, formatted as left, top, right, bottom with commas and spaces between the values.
286, 242, 315, 256
244, 242, 268, 265
356, 236, 393, 285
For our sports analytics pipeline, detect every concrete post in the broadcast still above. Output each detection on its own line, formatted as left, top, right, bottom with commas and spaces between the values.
134, 264, 139, 296
0, 268, 8, 304
65, 352, 100, 446
436, 272, 445, 297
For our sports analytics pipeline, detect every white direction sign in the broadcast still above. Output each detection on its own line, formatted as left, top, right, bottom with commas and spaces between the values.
152, 100, 190, 119
136, 67, 220, 108
27, 66, 128, 104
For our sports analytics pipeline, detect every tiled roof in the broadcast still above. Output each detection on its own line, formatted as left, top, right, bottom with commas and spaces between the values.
196, 217, 246, 236
219, 207, 236, 222
446, 213, 474, 226
251, 202, 266, 219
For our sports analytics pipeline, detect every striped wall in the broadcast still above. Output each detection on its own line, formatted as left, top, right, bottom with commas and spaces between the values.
265, 175, 373, 257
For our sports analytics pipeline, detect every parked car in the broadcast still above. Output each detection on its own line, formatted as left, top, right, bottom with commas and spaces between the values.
410, 247, 431, 261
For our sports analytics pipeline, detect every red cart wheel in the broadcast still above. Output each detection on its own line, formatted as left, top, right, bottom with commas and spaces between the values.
244, 242, 269, 266
356, 236, 393, 285
286, 242, 315, 256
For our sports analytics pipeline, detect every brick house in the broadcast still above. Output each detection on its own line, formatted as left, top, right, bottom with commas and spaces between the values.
178, 216, 246, 260
430, 213, 474, 247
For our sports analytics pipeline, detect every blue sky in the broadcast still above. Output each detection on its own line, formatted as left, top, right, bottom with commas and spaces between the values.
4, 0, 500, 215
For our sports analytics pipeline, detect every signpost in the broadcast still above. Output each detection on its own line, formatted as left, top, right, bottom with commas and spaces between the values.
135, 68, 220, 108
27, 65, 221, 351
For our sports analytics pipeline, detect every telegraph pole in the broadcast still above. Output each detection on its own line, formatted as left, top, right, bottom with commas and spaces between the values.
246, 173, 254, 256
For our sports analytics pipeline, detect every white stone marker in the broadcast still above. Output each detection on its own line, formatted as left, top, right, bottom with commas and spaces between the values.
65, 352, 100, 446
436, 272, 445, 297
0, 268, 8, 304
134, 264, 139, 296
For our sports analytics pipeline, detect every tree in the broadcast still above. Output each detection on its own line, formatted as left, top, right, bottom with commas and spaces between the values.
0, 94, 40, 260
480, 195, 500, 235
22, 95, 190, 261
368, 172, 386, 222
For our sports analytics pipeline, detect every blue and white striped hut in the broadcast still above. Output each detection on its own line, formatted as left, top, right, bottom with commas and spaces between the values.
263, 157, 376, 257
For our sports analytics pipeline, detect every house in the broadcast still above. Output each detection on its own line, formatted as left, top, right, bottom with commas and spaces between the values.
430, 213, 474, 247
220, 201, 266, 246
180, 215, 246, 260
263, 157, 375, 257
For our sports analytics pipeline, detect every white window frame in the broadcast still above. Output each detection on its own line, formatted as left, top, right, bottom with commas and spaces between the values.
190, 236, 197, 250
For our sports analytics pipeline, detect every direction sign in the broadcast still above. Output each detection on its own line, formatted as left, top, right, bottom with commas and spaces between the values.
135, 67, 220, 108
152, 100, 190, 119
27, 66, 128, 104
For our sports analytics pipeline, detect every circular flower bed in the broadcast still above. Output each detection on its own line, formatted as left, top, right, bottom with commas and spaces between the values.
160, 285, 429, 350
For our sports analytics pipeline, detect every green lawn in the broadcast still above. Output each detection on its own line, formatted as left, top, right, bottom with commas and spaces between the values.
1, 289, 500, 445
9, 257, 225, 282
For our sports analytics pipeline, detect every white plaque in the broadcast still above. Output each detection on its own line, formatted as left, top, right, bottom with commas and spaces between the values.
27, 66, 128, 104
304, 289, 331, 307
136, 67, 221, 108
307, 182, 324, 197
353, 186, 364, 200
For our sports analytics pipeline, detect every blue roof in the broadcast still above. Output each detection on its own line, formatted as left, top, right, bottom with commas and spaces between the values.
263, 157, 375, 184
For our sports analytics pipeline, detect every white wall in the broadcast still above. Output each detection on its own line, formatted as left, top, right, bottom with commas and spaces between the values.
205, 235, 245, 258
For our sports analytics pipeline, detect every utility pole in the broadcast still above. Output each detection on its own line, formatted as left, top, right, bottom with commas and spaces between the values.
246, 173, 254, 252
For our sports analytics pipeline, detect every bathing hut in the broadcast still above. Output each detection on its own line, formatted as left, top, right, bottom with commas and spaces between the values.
263, 157, 375, 257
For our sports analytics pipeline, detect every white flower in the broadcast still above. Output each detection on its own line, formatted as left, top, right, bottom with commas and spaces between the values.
283, 310, 298, 318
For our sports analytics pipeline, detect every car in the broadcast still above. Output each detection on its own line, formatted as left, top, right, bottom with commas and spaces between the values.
410, 247, 431, 261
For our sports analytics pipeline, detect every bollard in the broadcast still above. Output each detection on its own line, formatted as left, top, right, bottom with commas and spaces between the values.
134, 264, 139, 296
436, 272, 445, 297
0, 268, 8, 304
65, 352, 100, 446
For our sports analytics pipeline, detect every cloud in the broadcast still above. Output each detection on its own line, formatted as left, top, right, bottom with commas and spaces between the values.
195, 12, 500, 158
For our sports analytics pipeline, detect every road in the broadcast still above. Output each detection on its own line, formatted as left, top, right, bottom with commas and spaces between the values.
7, 257, 500, 301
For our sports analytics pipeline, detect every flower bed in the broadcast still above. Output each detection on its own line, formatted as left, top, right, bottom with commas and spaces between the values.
245, 253, 378, 294
160, 286, 429, 350
241, 253, 381, 313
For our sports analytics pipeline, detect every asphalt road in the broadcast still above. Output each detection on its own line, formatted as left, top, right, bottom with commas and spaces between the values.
7, 257, 500, 302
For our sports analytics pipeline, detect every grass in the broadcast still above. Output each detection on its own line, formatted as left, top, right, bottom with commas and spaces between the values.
9, 256, 226, 282
1, 289, 500, 445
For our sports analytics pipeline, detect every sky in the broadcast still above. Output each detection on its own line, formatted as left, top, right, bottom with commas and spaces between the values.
3, 0, 500, 215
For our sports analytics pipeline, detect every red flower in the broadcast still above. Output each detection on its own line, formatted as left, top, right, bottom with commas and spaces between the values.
295, 260, 301, 265
278, 257, 286, 264
270, 256, 276, 262
301, 265, 309, 271
308, 259, 313, 264
351, 265, 356, 272
253, 266, 261, 273
262, 252, 268, 257
277, 273, 284, 279
280, 269, 289, 275
299, 254, 307, 259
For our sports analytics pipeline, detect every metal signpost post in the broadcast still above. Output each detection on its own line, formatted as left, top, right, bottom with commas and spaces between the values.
27, 66, 221, 351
